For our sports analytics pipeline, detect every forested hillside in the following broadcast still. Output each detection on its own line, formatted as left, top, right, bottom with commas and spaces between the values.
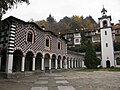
36, 14, 98, 35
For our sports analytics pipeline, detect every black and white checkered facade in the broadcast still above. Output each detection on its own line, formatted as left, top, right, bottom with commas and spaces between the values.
0, 16, 84, 75
1, 16, 66, 56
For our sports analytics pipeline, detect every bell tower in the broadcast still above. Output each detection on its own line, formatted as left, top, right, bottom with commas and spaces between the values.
98, 7, 114, 68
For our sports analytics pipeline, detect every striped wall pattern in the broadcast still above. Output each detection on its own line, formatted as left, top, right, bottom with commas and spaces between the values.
7, 23, 16, 54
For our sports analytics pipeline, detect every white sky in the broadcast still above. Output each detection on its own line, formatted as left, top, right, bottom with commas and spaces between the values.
2, 0, 120, 23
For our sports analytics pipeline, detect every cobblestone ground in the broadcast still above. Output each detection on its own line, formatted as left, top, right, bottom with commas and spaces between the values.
0, 69, 120, 90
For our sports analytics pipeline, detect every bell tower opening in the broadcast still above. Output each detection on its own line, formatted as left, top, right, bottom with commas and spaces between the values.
103, 20, 107, 27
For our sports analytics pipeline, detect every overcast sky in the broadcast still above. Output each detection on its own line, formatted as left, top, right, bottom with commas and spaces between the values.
3, 0, 120, 23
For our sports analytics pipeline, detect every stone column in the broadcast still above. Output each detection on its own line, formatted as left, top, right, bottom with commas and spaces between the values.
49, 59, 51, 70
41, 57, 44, 70
55, 59, 57, 69
32, 57, 35, 71
21, 56, 25, 71
75, 60, 76, 68
60, 59, 62, 69
71, 59, 73, 68
68, 60, 70, 68
6, 54, 13, 73
64, 59, 67, 69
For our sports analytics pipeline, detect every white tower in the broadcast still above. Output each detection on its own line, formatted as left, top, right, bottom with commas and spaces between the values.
98, 7, 114, 68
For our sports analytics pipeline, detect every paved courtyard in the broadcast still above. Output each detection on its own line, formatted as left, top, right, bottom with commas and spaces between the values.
0, 69, 120, 90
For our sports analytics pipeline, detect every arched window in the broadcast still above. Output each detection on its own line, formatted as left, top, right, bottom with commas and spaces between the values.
45, 36, 51, 50
26, 30, 35, 43
58, 42, 62, 50
27, 31, 33, 42
103, 20, 107, 27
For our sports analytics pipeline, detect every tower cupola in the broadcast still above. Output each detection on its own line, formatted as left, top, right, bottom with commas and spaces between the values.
101, 6, 107, 16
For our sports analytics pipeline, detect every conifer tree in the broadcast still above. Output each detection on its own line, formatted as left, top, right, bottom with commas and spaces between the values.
84, 40, 99, 69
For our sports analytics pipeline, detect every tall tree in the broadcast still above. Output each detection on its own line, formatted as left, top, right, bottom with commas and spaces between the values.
84, 40, 99, 69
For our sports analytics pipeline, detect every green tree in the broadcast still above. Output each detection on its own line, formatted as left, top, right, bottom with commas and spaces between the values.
0, 0, 29, 28
0, 0, 29, 20
84, 40, 99, 69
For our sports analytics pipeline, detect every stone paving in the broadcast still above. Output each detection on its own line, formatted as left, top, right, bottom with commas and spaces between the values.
0, 69, 120, 90
31, 73, 75, 90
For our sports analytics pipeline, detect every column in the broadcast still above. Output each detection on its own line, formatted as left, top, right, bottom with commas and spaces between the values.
76, 60, 78, 68
49, 59, 51, 70
64, 59, 67, 69
55, 59, 57, 69
68, 60, 70, 68
6, 54, 13, 73
21, 56, 25, 71
71, 60, 73, 68
75, 60, 76, 68
41, 57, 44, 70
60, 59, 62, 69
32, 57, 35, 71
0, 55, 1, 70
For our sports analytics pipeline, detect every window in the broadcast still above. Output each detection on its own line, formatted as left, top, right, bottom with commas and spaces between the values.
27, 31, 33, 42
58, 42, 62, 50
75, 39, 79, 43
26, 30, 34, 43
105, 31, 107, 35
103, 20, 107, 27
106, 43, 108, 47
46, 38, 50, 47
45, 36, 51, 50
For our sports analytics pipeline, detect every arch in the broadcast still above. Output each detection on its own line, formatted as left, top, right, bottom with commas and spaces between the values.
106, 60, 110, 68
116, 57, 120, 65
57, 55, 62, 69
13, 50, 23, 72
26, 29, 35, 43
51, 54, 56, 69
25, 51, 34, 71
35, 53, 43, 70
103, 20, 107, 27
0, 49, 7, 72
67, 57, 69, 68
62, 56, 66, 68
44, 53, 50, 70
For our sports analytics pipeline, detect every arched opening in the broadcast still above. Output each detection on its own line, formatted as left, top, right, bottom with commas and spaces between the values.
44, 53, 50, 70
72, 58, 75, 68
63, 56, 66, 68
13, 50, 23, 72
58, 55, 61, 69
106, 60, 110, 68
116, 57, 120, 65
25, 51, 34, 71
67, 57, 69, 68
35, 53, 43, 70
103, 20, 107, 27
0, 49, 7, 72
51, 54, 56, 69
